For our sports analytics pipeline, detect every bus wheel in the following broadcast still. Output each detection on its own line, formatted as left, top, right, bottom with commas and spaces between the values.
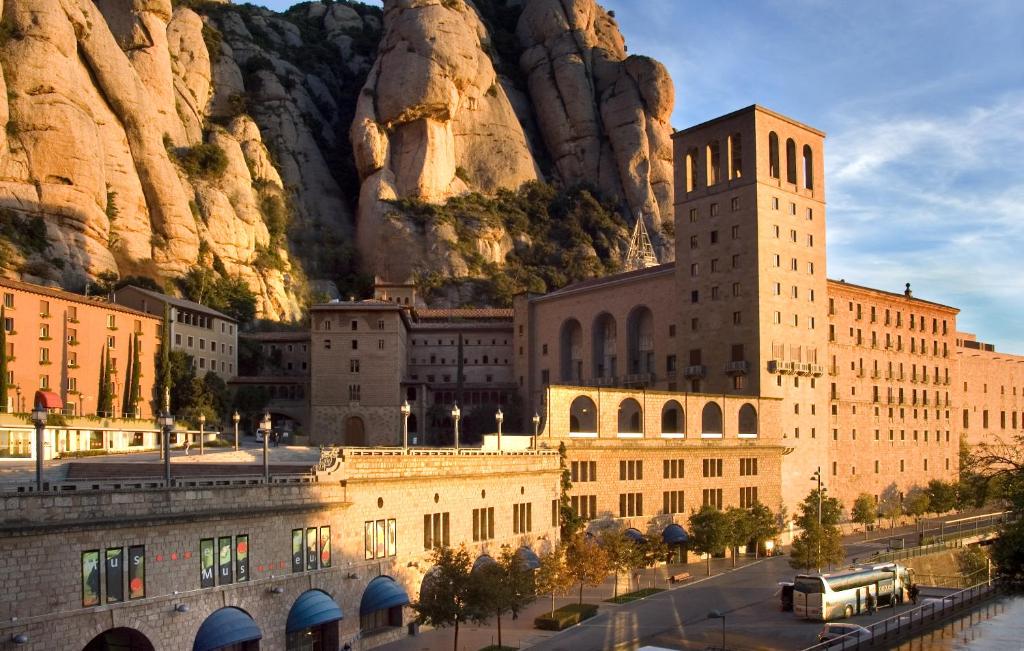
844, 605, 854, 619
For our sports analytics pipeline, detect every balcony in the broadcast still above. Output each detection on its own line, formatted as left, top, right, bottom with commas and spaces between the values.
809, 364, 825, 377
856, 369, 865, 378
683, 365, 706, 380
795, 363, 812, 376
828, 365, 838, 376
725, 360, 749, 376
871, 370, 881, 379
589, 376, 618, 387
623, 372, 655, 387
768, 360, 794, 374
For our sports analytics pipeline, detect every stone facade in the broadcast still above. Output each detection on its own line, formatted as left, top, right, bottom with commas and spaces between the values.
955, 332, 1024, 448
826, 280, 960, 502
0, 449, 560, 650
230, 331, 311, 433
115, 285, 238, 379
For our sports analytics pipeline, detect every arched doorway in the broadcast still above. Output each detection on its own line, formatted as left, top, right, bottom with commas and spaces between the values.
626, 306, 654, 378
569, 396, 597, 435
701, 402, 723, 437
361, 576, 410, 634
738, 403, 758, 437
83, 628, 154, 651
661, 400, 684, 436
286, 589, 342, 650
193, 607, 261, 651
559, 319, 583, 383
344, 416, 366, 446
617, 398, 643, 436
591, 313, 617, 380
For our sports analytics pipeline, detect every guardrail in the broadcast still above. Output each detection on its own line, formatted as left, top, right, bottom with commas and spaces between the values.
801, 580, 1003, 650
1, 473, 317, 494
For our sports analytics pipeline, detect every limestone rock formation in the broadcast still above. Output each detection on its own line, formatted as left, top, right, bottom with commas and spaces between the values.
517, 0, 674, 255
0, 0, 676, 316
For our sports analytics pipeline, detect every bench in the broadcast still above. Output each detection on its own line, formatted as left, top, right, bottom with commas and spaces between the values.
669, 572, 691, 584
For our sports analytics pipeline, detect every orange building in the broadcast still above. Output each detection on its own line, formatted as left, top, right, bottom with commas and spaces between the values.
1, 277, 161, 419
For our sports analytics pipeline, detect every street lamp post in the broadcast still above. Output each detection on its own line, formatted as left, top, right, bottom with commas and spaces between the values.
400, 401, 411, 451
232, 411, 240, 451
198, 413, 206, 456
495, 408, 503, 452
708, 610, 726, 650
31, 403, 47, 492
261, 411, 271, 482
531, 413, 540, 450
811, 466, 823, 572
157, 388, 174, 485
451, 403, 460, 452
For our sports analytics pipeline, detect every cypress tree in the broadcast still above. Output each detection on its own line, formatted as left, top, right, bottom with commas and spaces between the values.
158, 304, 171, 411
121, 333, 134, 418
0, 305, 8, 412
97, 345, 110, 416
129, 333, 142, 418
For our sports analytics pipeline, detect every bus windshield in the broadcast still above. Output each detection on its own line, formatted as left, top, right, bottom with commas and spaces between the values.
794, 577, 824, 593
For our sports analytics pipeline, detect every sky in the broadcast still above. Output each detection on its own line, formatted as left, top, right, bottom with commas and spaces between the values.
253, 0, 1024, 352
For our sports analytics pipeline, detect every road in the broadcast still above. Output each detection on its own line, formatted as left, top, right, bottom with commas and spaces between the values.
528, 537, 941, 651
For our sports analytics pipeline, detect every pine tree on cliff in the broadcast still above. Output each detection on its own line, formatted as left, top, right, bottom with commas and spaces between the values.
121, 333, 134, 418
129, 333, 142, 418
0, 306, 8, 412
97, 345, 110, 416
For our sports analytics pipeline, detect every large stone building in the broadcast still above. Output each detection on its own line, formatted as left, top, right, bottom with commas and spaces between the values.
0, 448, 561, 650
115, 286, 239, 379
230, 331, 311, 435
309, 301, 516, 447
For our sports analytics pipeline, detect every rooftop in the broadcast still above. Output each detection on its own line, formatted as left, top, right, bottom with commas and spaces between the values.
116, 285, 235, 322
412, 307, 513, 322
826, 278, 960, 314
0, 277, 158, 320
672, 104, 826, 138
533, 262, 676, 302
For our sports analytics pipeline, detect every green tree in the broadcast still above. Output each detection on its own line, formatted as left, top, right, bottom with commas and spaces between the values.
878, 483, 903, 528
688, 505, 729, 576
534, 544, 573, 616
971, 434, 1024, 579
748, 502, 782, 557
564, 531, 609, 605
557, 441, 583, 540
851, 493, 878, 539
0, 305, 8, 412
788, 488, 845, 571
926, 479, 957, 515
904, 486, 931, 521
97, 345, 111, 416
592, 521, 643, 597
121, 334, 135, 418
468, 547, 535, 649
412, 545, 474, 651
129, 333, 142, 417
724, 506, 755, 568
156, 304, 172, 412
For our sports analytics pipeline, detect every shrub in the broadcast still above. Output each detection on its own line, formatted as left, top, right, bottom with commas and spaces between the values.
533, 603, 598, 631
604, 587, 662, 604
173, 142, 229, 179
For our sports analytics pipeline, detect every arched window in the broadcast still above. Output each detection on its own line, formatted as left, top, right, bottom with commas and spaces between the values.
803, 144, 814, 190
362, 576, 410, 633
701, 402, 723, 437
560, 319, 583, 383
661, 400, 684, 436
569, 395, 597, 435
706, 140, 720, 186
729, 133, 742, 179
84, 628, 155, 651
617, 398, 643, 435
738, 403, 758, 437
685, 150, 696, 192
786, 138, 797, 184
626, 306, 654, 377
591, 313, 617, 380
768, 132, 780, 179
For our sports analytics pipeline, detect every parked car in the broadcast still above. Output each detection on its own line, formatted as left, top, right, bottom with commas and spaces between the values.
779, 581, 794, 611
255, 429, 266, 442
817, 623, 872, 645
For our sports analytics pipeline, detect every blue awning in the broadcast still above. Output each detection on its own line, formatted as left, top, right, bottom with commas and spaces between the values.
192, 607, 261, 651
516, 546, 541, 571
360, 576, 410, 616
286, 589, 343, 634
663, 523, 689, 545
625, 528, 646, 543
472, 554, 496, 573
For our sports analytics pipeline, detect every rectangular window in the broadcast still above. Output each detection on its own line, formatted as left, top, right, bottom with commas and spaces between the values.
305, 527, 319, 571
82, 550, 101, 607
618, 492, 644, 517
292, 529, 305, 572
702, 458, 724, 477
349, 384, 361, 401
702, 488, 723, 509
739, 486, 758, 508
218, 536, 234, 585
739, 457, 758, 476
513, 503, 533, 534
663, 459, 684, 478
663, 490, 685, 514
472, 507, 495, 541
236, 535, 250, 582
423, 512, 450, 550
105, 548, 124, 604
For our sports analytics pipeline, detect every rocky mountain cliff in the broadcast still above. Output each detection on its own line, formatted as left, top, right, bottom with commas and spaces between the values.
0, 0, 675, 318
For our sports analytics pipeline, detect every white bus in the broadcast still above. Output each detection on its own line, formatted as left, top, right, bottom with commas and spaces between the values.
793, 563, 911, 620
